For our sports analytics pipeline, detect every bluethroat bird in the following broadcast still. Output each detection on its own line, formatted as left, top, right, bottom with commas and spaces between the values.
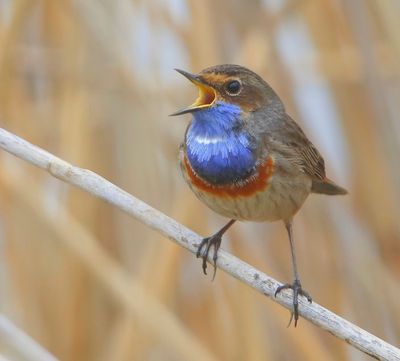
171, 64, 347, 326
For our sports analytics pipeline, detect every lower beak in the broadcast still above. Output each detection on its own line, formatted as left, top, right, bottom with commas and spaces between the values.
170, 69, 216, 116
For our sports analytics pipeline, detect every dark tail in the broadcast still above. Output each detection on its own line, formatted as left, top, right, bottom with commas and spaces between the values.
311, 178, 348, 195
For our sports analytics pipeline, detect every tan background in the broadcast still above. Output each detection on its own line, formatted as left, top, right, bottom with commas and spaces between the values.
0, 1, 399, 360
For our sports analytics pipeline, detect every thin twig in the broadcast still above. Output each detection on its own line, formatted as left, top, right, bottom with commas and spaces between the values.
0, 127, 399, 361
0, 166, 218, 361
0, 314, 59, 361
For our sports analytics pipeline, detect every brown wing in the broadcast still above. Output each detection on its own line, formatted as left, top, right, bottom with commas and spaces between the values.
274, 115, 326, 180
296, 135, 326, 180
276, 116, 347, 195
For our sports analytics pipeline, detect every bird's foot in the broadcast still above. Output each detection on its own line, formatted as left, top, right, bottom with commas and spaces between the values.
274, 278, 312, 327
196, 233, 222, 281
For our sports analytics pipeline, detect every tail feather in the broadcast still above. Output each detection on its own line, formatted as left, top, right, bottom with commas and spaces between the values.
311, 178, 348, 195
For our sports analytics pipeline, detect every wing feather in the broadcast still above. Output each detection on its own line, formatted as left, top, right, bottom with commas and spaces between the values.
266, 115, 326, 180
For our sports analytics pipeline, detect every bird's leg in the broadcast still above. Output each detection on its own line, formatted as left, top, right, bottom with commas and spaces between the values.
274, 219, 312, 327
196, 219, 236, 280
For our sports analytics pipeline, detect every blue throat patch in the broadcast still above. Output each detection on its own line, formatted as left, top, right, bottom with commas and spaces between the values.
186, 101, 256, 185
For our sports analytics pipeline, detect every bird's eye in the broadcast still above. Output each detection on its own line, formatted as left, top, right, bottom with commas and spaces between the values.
225, 80, 241, 95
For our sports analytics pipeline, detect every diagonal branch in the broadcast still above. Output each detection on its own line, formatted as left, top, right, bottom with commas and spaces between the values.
0, 315, 58, 361
0, 127, 399, 361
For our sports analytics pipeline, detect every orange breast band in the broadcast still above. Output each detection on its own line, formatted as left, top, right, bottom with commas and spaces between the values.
184, 156, 274, 197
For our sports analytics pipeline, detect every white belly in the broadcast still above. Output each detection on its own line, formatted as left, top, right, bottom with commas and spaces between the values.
185, 172, 312, 222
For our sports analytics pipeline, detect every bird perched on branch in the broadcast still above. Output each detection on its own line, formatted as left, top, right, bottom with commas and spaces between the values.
171, 64, 347, 326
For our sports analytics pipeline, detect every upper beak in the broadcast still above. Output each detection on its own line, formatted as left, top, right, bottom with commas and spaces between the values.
170, 69, 216, 116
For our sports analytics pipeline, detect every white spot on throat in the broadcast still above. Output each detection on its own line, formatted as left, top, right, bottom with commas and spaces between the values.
194, 135, 225, 145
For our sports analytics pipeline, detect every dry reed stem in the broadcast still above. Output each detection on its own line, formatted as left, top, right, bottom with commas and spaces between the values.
1, 127, 400, 361
0, 165, 218, 361
0, 315, 58, 361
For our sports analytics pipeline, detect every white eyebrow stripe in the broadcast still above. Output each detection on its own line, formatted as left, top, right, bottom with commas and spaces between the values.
194, 136, 225, 145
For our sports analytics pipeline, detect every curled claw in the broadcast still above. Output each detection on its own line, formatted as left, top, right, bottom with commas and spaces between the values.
196, 234, 222, 280
275, 279, 312, 327
196, 219, 235, 280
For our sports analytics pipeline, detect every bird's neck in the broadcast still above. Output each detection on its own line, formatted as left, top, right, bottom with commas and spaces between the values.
185, 102, 256, 185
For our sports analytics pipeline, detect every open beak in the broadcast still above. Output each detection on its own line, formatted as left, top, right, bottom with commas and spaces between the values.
170, 69, 216, 116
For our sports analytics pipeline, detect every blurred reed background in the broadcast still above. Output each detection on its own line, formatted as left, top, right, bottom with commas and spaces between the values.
0, 0, 399, 360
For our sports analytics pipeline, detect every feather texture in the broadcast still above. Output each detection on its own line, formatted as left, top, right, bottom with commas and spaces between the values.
185, 101, 257, 185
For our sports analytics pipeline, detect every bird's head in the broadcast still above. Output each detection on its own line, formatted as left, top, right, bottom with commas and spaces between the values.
170, 64, 282, 117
